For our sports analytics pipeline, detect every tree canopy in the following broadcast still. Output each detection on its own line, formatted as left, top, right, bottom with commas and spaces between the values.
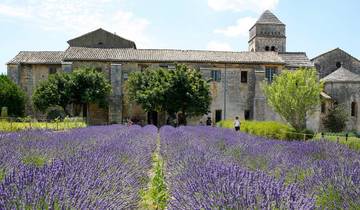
33, 73, 72, 113
126, 64, 211, 124
33, 68, 111, 114
0, 75, 26, 117
263, 68, 323, 131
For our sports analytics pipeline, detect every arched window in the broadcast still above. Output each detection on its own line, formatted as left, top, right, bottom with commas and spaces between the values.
265, 46, 270, 51
336, 62, 342, 68
351, 101, 357, 117
271, 46, 276, 51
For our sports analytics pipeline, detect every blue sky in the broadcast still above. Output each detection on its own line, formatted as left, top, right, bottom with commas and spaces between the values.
1, 0, 359, 74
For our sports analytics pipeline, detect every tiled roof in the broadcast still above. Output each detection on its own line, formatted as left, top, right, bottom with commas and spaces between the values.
279, 52, 314, 68
256, 10, 284, 25
321, 66, 360, 82
63, 47, 285, 64
7, 51, 64, 65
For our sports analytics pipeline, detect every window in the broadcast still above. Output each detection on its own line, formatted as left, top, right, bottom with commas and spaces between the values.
159, 64, 168, 68
123, 73, 129, 81
49, 67, 57, 75
241, 71, 248, 83
265, 67, 277, 83
211, 70, 221, 82
336, 62, 342, 68
271, 46, 276, 51
265, 46, 270, 51
321, 102, 326, 113
351, 102, 357, 117
98, 42, 103, 45
95, 67, 102, 72
215, 110, 222, 123
244, 110, 251, 120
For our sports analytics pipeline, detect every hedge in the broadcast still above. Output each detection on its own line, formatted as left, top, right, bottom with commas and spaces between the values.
217, 120, 314, 140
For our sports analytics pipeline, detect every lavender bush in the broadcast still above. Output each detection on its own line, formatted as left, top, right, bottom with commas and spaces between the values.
0, 125, 157, 209
160, 126, 360, 209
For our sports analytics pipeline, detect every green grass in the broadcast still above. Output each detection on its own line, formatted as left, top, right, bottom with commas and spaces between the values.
0, 120, 86, 132
314, 133, 360, 151
140, 136, 168, 210
22, 155, 47, 167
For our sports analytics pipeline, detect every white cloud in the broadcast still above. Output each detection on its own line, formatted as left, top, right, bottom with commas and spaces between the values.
214, 16, 256, 37
0, 0, 151, 47
206, 41, 233, 51
208, 0, 279, 13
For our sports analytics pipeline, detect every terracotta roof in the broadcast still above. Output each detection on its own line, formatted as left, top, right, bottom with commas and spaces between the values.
279, 52, 314, 68
7, 51, 64, 65
321, 66, 360, 82
256, 10, 284, 25
63, 47, 285, 64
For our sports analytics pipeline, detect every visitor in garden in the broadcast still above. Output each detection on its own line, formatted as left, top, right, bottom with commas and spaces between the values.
234, 116, 240, 131
206, 117, 212, 126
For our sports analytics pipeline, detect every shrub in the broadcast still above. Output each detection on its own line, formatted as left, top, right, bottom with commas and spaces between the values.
217, 120, 313, 140
0, 75, 25, 117
323, 104, 348, 132
46, 106, 66, 121
1, 107, 8, 118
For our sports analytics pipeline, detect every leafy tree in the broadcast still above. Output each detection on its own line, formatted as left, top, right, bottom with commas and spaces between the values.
126, 67, 170, 113
0, 75, 25, 117
126, 64, 211, 125
33, 68, 111, 116
165, 64, 212, 125
70, 68, 112, 110
263, 68, 323, 131
323, 103, 348, 132
33, 73, 72, 113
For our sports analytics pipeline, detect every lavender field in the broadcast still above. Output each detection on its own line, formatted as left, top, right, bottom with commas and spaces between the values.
1, 125, 359, 209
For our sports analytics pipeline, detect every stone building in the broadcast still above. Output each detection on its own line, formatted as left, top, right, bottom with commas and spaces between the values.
8, 10, 359, 131
312, 49, 360, 131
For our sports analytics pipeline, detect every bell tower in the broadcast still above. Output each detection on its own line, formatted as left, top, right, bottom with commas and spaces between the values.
248, 10, 286, 52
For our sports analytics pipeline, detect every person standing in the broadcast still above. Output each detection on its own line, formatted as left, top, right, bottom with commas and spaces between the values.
234, 116, 240, 131
206, 117, 212, 126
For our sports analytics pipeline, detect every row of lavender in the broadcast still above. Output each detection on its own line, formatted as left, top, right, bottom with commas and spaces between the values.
160, 126, 360, 209
0, 125, 157, 209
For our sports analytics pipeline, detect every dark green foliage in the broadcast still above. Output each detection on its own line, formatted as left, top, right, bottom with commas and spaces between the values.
70, 68, 111, 108
126, 67, 170, 113
33, 68, 111, 114
46, 106, 66, 121
323, 104, 348, 132
33, 73, 72, 113
165, 64, 212, 124
127, 64, 211, 124
0, 75, 26, 117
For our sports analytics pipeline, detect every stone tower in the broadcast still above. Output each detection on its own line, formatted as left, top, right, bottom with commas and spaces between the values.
248, 10, 286, 52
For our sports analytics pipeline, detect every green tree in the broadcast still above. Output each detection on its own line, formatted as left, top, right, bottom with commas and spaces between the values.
70, 68, 112, 111
263, 68, 323, 131
323, 103, 348, 132
165, 64, 212, 125
0, 75, 26, 117
126, 67, 170, 113
33, 73, 72, 113
33, 68, 111, 116
126, 64, 211, 125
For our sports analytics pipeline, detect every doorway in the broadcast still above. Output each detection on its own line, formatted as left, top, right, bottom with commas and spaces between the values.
215, 109, 222, 123
147, 111, 158, 126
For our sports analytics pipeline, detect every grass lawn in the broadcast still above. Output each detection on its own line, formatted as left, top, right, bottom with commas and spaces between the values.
0, 120, 86, 132
314, 133, 360, 151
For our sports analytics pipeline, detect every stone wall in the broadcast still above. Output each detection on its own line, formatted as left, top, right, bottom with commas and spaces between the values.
12, 64, 62, 117
322, 82, 360, 131
313, 49, 360, 78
